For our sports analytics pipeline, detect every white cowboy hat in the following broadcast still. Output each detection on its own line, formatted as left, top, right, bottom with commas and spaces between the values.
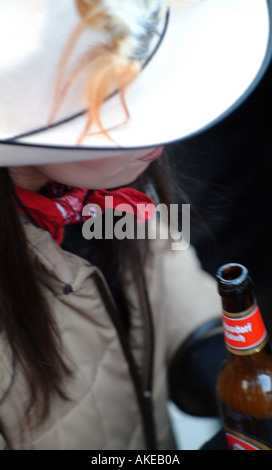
0, 0, 271, 166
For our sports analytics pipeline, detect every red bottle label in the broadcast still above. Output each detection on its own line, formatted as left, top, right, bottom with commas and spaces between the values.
226, 430, 272, 450
222, 305, 267, 354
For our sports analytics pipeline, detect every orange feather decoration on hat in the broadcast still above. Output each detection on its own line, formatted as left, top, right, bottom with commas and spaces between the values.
49, 0, 168, 144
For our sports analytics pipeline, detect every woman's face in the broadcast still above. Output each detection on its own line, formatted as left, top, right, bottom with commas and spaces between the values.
10, 146, 164, 191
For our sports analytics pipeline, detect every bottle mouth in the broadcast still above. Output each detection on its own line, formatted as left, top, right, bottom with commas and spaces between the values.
216, 263, 254, 308
216, 263, 248, 285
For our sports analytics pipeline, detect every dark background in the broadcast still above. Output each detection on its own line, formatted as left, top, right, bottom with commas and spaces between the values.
170, 60, 272, 333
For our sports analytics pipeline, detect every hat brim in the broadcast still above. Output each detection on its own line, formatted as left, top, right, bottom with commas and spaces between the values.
1, 0, 272, 166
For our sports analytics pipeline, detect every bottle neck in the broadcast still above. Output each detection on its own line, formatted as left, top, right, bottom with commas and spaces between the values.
216, 264, 270, 356
220, 282, 254, 314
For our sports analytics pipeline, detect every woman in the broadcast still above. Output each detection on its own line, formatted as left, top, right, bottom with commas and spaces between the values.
0, 0, 269, 450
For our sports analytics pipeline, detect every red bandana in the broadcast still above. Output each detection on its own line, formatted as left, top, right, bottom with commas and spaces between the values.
14, 183, 155, 244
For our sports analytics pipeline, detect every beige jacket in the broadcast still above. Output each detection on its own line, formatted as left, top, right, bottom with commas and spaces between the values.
0, 219, 221, 450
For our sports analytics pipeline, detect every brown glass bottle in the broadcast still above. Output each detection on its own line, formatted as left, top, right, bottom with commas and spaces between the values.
216, 263, 272, 450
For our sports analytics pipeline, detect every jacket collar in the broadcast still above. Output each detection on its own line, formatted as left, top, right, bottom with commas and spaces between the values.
20, 215, 94, 289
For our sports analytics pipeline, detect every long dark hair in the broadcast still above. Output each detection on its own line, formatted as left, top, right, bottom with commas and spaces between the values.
0, 150, 177, 435
0, 169, 72, 425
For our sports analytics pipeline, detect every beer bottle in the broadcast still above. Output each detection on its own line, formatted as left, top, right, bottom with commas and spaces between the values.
216, 263, 272, 450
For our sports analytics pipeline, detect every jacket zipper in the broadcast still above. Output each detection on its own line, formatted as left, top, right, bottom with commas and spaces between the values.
90, 266, 157, 450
